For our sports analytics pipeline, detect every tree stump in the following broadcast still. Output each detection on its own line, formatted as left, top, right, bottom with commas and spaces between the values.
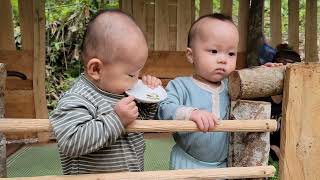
0, 63, 6, 177
228, 100, 271, 180
228, 66, 286, 100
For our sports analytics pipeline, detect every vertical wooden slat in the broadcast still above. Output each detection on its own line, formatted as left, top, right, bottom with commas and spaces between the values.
120, 0, 133, 16
19, 0, 34, 50
132, 0, 146, 33
220, 0, 233, 17
305, 0, 318, 62
191, 0, 195, 22
270, 0, 282, 47
33, 0, 48, 119
168, 0, 177, 51
0, 0, 15, 50
145, 0, 155, 49
288, 0, 299, 52
237, 0, 249, 69
200, 0, 212, 16
155, 0, 169, 50
177, 0, 192, 50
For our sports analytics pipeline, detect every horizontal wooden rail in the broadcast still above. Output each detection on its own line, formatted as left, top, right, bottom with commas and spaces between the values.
0, 118, 277, 135
0, 165, 275, 179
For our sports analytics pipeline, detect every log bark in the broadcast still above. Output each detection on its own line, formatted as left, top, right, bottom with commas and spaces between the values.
228, 100, 271, 180
0, 64, 6, 177
228, 66, 286, 100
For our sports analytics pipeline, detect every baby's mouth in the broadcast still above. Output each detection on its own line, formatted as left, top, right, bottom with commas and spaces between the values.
214, 68, 226, 73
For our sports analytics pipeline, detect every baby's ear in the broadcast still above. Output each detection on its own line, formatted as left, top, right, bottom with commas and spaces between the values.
86, 58, 103, 81
186, 48, 194, 64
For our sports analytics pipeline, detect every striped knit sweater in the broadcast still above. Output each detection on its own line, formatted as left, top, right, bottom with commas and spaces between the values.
50, 74, 158, 175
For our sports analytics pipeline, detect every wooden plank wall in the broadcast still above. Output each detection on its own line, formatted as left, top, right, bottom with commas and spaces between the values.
0, 0, 47, 119
280, 64, 320, 180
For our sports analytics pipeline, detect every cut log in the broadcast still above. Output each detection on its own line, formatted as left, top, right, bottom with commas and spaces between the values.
228, 100, 271, 180
0, 64, 6, 177
228, 66, 286, 100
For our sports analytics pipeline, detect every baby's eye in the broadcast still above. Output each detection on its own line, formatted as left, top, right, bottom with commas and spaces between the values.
128, 74, 135, 78
229, 52, 236, 56
209, 49, 218, 54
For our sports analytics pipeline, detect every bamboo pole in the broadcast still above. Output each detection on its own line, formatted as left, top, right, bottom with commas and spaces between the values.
0, 166, 276, 180
0, 119, 277, 136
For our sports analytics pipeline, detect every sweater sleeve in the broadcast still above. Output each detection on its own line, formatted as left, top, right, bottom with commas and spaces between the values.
49, 93, 125, 157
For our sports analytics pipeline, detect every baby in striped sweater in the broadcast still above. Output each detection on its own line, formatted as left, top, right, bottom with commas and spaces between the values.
50, 10, 161, 175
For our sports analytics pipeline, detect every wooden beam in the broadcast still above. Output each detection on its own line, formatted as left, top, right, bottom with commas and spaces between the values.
177, 0, 192, 50
305, 0, 318, 62
280, 63, 320, 180
0, 119, 277, 136
270, 0, 282, 47
0, 64, 6, 177
19, 0, 34, 50
228, 66, 286, 100
0, 166, 276, 179
220, 0, 233, 17
142, 51, 192, 79
288, 0, 299, 52
33, 0, 48, 119
168, 0, 177, 51
237, 0, 250, 69
0, 0, 15, 50
155, 0, 169, 50
200, 0, 212, 16
145, 0, 155, 49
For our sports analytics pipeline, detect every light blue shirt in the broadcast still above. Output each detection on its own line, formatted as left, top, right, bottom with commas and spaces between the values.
157, 76, 230, 169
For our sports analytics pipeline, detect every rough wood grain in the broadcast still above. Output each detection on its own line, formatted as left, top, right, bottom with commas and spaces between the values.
0, 119, 276, 141
279, 63, 320, 180
228, 66, 286, 100
0, 166, 276, 179
228, 100, 271, 180
0, 64, 6, 178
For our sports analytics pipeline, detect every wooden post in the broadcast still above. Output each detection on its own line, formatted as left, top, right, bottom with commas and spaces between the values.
288, 0, 299, 52
280, 64, 320, 180
228, 66, 286, 100
228, 100, 271, 175
220, 0, 232, 17
246, 0, 264, 66
155, 0, 169, 50
177, 0, 192, 51
200, 0, 212, 16
305, 0, 318, 62
270, 0, 282, 47
0, 64, 6, 178
237, 0, 250, 69
0, 0, 15, 50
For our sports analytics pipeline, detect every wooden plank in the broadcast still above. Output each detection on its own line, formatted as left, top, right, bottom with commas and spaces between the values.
280, 63, 320, 180
270, 0, 282, 47
32, 0, 48, 119
177, 0, 191, 50
288, 0, 299, 52
0, 64, 5, 178
0, 166, 276, 179
155, 0, 169, 50
0, 0, 15, 50
132, 0, 146, 33
141, 51, 192, 79
305, 0, 318, 62
200, 0, 212, 16
5, 90, 35, 118
0, 50, 33, 79
168, 0, 177, 51
18, 0, 34, 50
220, 0, 232, 17
120, 0, 133, 16
145, 0, 155, 49
237, 0, 249, 69
6, 79, 33, 90
0, 118, 276, 137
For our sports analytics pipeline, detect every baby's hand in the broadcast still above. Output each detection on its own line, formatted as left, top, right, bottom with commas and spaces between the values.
142, 75, 162, 89
190, 110, 220, 132
114, 96, 138, 126
263, 62, 283, 67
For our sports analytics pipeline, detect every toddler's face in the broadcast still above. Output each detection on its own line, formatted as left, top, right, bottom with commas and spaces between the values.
97, 43, 148, 94
189, 19, 239, 83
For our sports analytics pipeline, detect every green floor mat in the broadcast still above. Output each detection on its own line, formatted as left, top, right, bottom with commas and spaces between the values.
7, 137, 174, 177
